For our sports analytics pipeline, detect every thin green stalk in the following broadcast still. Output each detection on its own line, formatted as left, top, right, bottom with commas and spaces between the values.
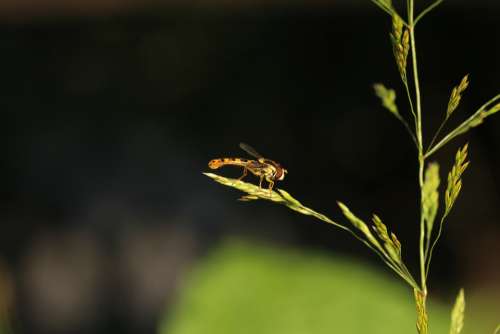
410, 30, 423, 151
403, 81, 418, 129
425, 214, 446, 277
425, 93, 500, 158
205, 172, 420, 290
307, 207, 419, 289
395, 112, 418, 147
408, 2, 430, 333
427, 116, 449, 151
415, 0, 444, 25
369, 0, 394, 17
408, 0, 426, 293
418, 156, 426, 289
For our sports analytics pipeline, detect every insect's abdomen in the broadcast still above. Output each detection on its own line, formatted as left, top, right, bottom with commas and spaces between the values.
208, 158, 249, 169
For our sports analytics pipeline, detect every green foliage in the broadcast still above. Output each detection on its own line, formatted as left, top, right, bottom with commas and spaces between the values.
449, 289, 465, 334
161, 241, 448, 334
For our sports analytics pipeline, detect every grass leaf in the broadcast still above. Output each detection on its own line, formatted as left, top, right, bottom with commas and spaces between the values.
449, 289, 465, 334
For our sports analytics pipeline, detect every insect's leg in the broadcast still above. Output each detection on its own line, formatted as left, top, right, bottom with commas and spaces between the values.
238, 168, 248, 181
259, 176, 264, 189
268, 180, 274, 196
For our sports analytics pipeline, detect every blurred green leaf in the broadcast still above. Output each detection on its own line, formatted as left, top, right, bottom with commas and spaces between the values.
160, 240, 449, 334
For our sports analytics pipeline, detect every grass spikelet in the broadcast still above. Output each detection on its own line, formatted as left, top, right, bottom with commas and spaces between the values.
449, 289, 465, 334
374, 83, 399, 116
422, 163, 440, 238
484, 102, 500, 116
414, 289, 429, 334
444, 144, 469, 216
203, 172, 347, 230
337, 202, 383, 251
390, 232, 402, 255
379, 0, 392, 9
447, 75, 470, 118
426, 95, 500, 158
373, 83, 417, 144
390, 15, 409, 81
402, 29, 410, 65
371, 214, 401, 263
454, 101, 500, 136
204, 172, 285, 203
205, 172, 418, 289
391, 14, 403, 42
337, 204, 418, 288
425, 148, 468, 277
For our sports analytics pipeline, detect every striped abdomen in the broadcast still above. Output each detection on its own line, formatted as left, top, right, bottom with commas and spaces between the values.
208, 158, 251, 169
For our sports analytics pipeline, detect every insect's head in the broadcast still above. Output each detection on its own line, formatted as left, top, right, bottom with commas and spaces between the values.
278, 168, 287, 180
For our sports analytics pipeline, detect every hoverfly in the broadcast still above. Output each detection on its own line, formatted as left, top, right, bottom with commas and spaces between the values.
208, 143, 287, 192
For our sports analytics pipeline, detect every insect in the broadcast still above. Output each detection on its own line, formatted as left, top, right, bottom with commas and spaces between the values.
208, 143, 287, 193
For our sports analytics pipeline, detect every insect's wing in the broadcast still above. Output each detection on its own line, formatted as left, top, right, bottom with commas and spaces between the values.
239, 143, 264, 159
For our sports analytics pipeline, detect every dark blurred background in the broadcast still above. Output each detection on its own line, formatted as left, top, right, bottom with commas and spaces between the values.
0, 0, 499, 333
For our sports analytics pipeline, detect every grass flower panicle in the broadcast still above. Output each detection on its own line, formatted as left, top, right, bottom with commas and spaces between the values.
206, 1, 500, 333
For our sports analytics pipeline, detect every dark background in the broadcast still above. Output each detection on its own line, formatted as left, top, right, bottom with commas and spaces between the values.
0, 1, 499, 333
